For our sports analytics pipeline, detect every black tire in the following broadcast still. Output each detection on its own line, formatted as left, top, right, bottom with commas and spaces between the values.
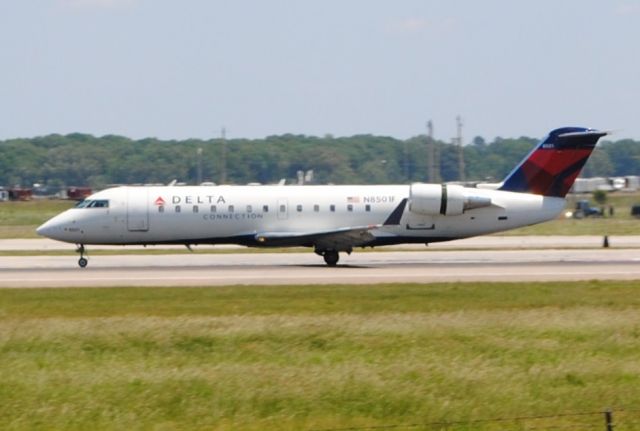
323, 251, 339, 267
78, 257, 88, 268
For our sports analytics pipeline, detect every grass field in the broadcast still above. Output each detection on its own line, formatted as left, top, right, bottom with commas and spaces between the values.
503, 193, 640, 235
0, 200, 75, 238
2, 281, 640, 430
1, 194, 639, 239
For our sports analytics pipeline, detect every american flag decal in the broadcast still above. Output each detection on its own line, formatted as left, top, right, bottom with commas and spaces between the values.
347, 196, 360, 203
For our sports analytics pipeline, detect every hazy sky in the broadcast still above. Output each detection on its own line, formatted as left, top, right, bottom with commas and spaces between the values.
1, 0, 639, 141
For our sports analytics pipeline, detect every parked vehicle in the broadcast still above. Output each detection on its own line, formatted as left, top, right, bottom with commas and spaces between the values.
573, 200, 603, 218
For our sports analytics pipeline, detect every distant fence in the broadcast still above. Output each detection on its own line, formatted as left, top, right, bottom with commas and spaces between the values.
310, 407, 640, 431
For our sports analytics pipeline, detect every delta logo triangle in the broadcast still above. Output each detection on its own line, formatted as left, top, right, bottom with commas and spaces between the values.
154, 196, 166, 206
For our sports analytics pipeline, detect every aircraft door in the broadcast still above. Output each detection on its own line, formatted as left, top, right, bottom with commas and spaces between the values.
277, 198, 288, 220
127, 188, 149, 231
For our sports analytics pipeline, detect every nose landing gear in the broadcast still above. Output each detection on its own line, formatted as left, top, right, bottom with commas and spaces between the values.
76, 244, 88, 268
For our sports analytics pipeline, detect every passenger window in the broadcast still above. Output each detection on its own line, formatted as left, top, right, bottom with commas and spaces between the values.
330, 204, 335, 212
247, 205, 252, 213
263, 205, 269, 212
228, 205, 234, 213
347, 204, 353, 212
175, 205, 181, 213
365, 204, 371, 212
193, 205, 199, 213
314, 204, 319, 212
158, 205, 164, 213
296, 204, 302, 212
210, 205, 216, 213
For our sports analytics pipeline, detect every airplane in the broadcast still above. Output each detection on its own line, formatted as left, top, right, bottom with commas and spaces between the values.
37, 126, 606, 268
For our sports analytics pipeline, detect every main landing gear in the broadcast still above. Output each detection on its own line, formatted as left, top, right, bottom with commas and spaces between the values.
76, 244, 88, 268
322, 250, 339, 267
316, 247, 349, 266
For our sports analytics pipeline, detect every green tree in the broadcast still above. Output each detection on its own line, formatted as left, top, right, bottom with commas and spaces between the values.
0, 132, 636, 189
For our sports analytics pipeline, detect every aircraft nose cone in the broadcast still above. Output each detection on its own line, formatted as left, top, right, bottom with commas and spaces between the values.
36, 220, 56, 238
36, 214, 71, 241
36, 211, 83, 243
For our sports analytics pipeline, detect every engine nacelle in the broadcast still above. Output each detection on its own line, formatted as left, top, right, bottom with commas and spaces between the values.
409, 183, 492, 216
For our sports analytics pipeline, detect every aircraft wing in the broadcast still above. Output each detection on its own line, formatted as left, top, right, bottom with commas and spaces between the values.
254, 224, 381, 250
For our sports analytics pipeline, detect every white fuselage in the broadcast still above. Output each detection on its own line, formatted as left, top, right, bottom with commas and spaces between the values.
37, 184, 565, 247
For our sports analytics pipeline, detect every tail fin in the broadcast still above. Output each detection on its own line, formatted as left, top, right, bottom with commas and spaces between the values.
499, 127, 607, 197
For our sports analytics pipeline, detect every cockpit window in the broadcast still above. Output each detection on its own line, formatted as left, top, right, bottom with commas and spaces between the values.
90, 200, 109, 208
75, 199, 109, 208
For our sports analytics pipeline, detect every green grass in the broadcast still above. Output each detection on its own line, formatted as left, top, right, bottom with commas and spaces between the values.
505, 216, 640, 235
506, 193, 640, 235
2, 282, 640, 430
0, 200, 74, 238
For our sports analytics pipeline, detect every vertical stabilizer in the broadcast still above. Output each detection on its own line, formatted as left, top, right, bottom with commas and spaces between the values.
499, 127, 607, 197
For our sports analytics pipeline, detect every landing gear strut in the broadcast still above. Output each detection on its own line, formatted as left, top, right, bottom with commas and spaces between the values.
76, 244, 88, 268
323, 250, 339, 267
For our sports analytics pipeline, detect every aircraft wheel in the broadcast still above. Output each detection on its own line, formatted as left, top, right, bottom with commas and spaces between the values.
323, 250, 339, 267
78, 257, 88, 268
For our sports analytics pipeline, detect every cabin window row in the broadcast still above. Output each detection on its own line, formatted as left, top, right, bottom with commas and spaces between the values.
295, 204, 371, 212
157, 204, 373, 213
157, 204, 262, 214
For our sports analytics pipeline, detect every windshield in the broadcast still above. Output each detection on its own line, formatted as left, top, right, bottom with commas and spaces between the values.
75, 199, 109, 208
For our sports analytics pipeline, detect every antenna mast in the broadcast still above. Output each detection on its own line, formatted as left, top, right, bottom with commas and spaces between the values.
456, 115, 465, 182
427, 120, 440, 183
196, 147, 203, 184
220, 127, 227, 184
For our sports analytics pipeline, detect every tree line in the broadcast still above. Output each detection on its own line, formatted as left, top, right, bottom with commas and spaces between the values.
0, 133, 637, 189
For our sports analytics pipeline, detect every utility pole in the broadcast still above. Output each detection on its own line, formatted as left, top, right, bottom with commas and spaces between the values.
403, 140, 410, 181
427, 120, 440, 183
456, 115, 465, 182
220, 127, 227, 184
196, 147, 203, 185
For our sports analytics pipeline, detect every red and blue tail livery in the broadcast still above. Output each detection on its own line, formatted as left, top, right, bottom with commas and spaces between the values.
499, 127, 607, 197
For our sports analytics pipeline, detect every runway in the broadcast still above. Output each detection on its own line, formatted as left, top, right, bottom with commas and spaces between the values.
2, 248, 640, 287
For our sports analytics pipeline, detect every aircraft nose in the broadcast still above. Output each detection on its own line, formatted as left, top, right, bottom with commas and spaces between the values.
36, 213, 73, 241
36, 219, 58, 238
